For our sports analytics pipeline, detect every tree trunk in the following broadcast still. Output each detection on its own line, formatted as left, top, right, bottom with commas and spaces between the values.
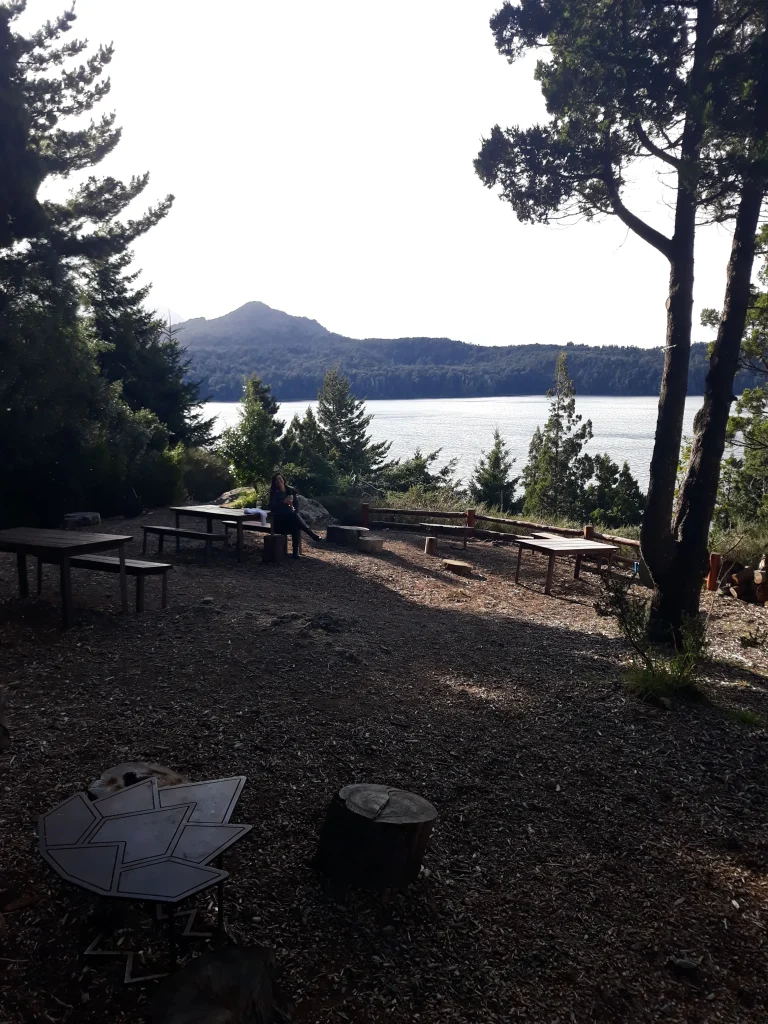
640, 0, 715, 637
672, 178, 766, 598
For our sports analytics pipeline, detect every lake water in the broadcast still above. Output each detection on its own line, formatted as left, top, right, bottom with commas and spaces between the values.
206, 395, 704, 492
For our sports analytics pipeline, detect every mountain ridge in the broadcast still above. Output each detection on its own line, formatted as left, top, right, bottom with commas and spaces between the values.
177, 301, 753, 402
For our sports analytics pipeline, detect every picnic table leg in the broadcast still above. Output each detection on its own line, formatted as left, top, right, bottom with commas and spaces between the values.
605, 552, 614, 579
37, 557, 43, 594
544, 553, 556, 595
463, 529, 467, 550
574, 553, 583, 579
135, 576, 145, 613
515, 545, 523, 584
161, 573, 168, 609
118, 542, 128, 613
17, 553, 28, 598
59, 556, 72, 629
175, 511, 181, 553
237, 520, 244, 563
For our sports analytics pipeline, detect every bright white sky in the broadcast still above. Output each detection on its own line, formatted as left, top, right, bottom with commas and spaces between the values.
24, 0, 736, 347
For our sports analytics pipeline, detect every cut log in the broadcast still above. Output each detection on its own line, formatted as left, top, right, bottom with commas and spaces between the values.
760, 554, 768, 572
755, 583, 768, 604
424, 536, 438, 557
443, 559, 472, 577
729, 584, 750, 600
357, 535, 384, 554
262, 534, 287, 564
707, 552, 722, 592
315, 783, 437, 890
732, 567, 755, 586
754, 570, 766, 586
87, 762, 188, 800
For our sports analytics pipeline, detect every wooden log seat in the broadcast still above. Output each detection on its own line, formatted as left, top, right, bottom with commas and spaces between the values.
315, 784, 438, 891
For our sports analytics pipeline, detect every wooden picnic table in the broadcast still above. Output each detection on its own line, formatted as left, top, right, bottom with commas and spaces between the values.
513, 536, 618, 595
168, 505, 268, 562
0, 527, 133, 628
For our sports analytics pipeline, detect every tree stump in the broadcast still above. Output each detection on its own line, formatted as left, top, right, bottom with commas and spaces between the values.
443, 559, 472, 577
424, 536, 438, 557
315, 784, 437, 890
358, 535, 384, 554
262, 534, 287, 564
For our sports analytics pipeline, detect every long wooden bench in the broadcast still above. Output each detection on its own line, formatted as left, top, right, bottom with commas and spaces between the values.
36, 555, 172, 612
142, 525, 225, 563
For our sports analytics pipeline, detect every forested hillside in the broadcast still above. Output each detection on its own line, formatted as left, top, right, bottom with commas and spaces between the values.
181, 302, 756, 401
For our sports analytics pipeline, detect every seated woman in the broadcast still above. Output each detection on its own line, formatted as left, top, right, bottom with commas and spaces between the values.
268, 473, 322, 558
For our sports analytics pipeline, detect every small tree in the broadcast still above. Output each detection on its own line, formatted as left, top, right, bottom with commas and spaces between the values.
522, 354, 593, 520
381, 448, 460, 494
584, 455, 645, 528
317, 368, 391, 477
219, 376, 283, 487
469, 429, 519, 509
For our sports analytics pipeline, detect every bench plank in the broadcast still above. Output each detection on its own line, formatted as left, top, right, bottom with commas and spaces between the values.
142, 525, 225, 563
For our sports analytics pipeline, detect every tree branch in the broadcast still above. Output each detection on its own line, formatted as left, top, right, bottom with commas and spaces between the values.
633, 120, 681, 168
604, 176, 674, 259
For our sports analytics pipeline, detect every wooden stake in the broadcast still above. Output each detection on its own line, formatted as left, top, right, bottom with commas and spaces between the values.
424, 536, 438, 557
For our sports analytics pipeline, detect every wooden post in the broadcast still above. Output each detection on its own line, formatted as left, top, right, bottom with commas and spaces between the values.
515, 544, 523, 584
574, 553, 583, 579
583, 524, 595, 540
263, 534, 287, 564
135, 576, 145, 613
466, 508, 477, 529
17, 553, 28, 599
315, 784, 437, 891
424, 536, 438, 557
361, 503, 370, 528
59, 556, 72, 629
707, 552, 721, 592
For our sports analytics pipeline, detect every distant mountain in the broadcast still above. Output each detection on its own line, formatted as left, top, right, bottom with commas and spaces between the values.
178, 301, 756, 402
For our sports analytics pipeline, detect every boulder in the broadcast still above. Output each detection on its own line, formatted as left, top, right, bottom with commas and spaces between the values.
212, 487, 253, 507
62, 512, 101, 530
213, 489, 333, 525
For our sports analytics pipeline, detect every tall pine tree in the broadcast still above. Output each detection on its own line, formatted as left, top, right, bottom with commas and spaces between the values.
85, 252, 213, 446
522, 355, 593, 520
317, 368, 391, 477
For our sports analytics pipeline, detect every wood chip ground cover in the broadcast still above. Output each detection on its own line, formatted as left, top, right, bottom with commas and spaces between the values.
0, 516, 766, 1022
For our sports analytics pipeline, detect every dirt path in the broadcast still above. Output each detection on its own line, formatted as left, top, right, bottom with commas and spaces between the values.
1, 516, 766, 1023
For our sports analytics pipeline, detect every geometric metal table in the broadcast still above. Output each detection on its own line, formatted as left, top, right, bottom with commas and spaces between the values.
38, 776, 251, 976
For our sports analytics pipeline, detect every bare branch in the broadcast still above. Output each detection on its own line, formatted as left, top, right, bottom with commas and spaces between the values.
604, 176, 674, 259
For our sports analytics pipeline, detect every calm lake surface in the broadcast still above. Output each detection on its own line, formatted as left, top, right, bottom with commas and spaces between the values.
206, 395, 705, 492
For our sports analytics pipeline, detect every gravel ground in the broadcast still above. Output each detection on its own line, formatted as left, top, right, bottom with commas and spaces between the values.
0, 513, 767, 1023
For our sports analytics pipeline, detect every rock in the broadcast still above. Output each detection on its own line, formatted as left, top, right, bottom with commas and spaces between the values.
88, 762, 189, 800
201, 596, 214, 606
62, 512, 101, 530
667, 956, 700, 977
212, 488, 333, 526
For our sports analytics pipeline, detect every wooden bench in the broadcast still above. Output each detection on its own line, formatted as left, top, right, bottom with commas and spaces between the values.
36, 555, 172, 612
142, 525, 225, 563
420, 523, 470, 550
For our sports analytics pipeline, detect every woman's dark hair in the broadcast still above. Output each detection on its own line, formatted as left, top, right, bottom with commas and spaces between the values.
270, 473, 285, 490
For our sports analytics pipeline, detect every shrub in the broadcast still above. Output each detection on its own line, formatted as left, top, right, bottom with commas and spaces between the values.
181, 448, 235, 502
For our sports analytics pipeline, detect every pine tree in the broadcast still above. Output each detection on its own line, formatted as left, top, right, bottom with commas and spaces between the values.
85, 253, 213, 446
279, 406, 336, 494
219, 376, 283, 487
583, 455, 645, 528
522, 354, 593, 520
317, 368, 391, 477
469, 429, 519, 510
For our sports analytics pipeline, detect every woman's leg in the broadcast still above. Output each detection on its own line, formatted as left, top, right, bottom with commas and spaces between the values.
292, 511, 321, 542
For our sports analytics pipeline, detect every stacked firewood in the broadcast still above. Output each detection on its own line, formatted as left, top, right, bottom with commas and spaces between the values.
725, 555, 768, 604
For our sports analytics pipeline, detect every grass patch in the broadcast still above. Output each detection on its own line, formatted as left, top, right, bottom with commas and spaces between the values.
623, 665, 703, 705
725, 707, 765, 727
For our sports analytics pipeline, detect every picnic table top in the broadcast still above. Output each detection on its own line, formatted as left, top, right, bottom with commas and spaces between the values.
515, 536, 618, 554
0, 528, 133, 555
169, 504, 266, 519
